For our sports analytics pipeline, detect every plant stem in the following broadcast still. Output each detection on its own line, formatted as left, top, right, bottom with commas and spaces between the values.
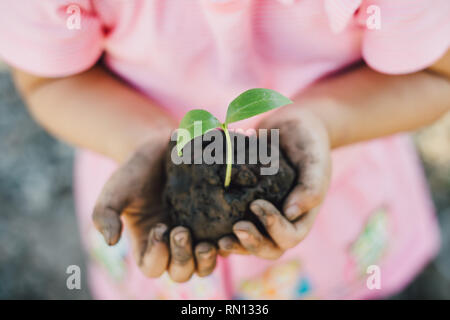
223, 124, 232, 188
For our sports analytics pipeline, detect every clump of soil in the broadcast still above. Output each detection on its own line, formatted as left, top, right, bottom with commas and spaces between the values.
163, 130, 296, 242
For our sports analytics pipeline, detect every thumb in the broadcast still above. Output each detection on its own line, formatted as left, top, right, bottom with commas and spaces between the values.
93, 206, 123, 245
92, 169, 130, 245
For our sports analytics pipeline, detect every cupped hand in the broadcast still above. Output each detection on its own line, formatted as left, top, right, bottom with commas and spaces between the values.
218, 108, 332, 258
92, 135, 217, 282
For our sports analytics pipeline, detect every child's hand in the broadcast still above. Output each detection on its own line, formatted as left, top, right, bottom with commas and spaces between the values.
218, 109, 331, 259
92, 136, 217, 282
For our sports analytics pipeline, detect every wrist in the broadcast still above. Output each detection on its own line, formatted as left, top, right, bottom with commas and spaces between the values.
287, 98, 347, 149
112, 122, 175, 164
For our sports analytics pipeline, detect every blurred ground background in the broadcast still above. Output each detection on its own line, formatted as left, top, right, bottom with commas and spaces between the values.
0, 64, 90, 299
0, 62, 448, 299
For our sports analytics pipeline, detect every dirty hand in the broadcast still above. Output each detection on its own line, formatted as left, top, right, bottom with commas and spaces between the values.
218, 108, 331, 259
92, 135, 217, 282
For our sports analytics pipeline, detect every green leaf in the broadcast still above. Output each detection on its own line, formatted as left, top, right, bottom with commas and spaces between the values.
176, 109, 222, 156
225, 88, 292, 124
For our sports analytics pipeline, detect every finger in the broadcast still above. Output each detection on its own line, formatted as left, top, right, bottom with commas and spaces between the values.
195, 242, 217, 277
250, 200, 299, 250
168, 226, 195, 283
92, 169, 130, 245
283, 183, 326, 221
218, 236, 249, 257
292, 207, 320, 241
139, 223, 169, 278
233, 221, 283, 260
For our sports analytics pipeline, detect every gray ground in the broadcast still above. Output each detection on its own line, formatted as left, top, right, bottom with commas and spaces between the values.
0, 69, 448, 300
0, 71, 90, 299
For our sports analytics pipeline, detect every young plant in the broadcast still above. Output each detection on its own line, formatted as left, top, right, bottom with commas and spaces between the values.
176, 88, 292, 187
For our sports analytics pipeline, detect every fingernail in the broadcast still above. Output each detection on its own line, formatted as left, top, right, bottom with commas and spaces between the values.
200, 250, 213, 259
285, 205, 299, 220
220, 238, 234, 250
153, 224, 167, 242
174, 232, 188, 246
235, 230, 249, 240
102, 228, 112, 245
250, 203, 263, 215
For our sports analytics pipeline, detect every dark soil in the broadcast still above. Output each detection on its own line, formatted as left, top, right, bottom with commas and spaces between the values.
163, 130, 296, 242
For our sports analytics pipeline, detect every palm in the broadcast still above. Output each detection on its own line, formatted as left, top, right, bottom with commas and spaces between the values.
93, 137, 218, 281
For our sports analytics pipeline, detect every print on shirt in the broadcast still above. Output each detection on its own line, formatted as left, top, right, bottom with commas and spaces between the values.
235, 260, 314, 299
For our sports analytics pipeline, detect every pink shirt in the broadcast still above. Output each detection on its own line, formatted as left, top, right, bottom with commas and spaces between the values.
1, 0, 448, 299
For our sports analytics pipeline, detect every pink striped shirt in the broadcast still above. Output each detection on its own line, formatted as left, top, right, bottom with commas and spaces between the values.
1, 0, 448, 299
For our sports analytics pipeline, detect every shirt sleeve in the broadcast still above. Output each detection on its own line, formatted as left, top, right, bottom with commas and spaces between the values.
0, 0, 104, 77
358, 0, 450, 74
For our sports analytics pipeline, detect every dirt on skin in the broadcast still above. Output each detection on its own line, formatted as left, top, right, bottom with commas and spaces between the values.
163, 130, 297, 243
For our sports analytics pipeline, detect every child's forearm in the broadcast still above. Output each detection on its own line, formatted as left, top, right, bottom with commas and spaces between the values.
13, 55, 450, 160
12, 66, 176, 163
295, 61, 450, 149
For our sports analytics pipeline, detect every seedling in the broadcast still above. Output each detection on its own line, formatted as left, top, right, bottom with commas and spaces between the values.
176, 88, 292, 187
